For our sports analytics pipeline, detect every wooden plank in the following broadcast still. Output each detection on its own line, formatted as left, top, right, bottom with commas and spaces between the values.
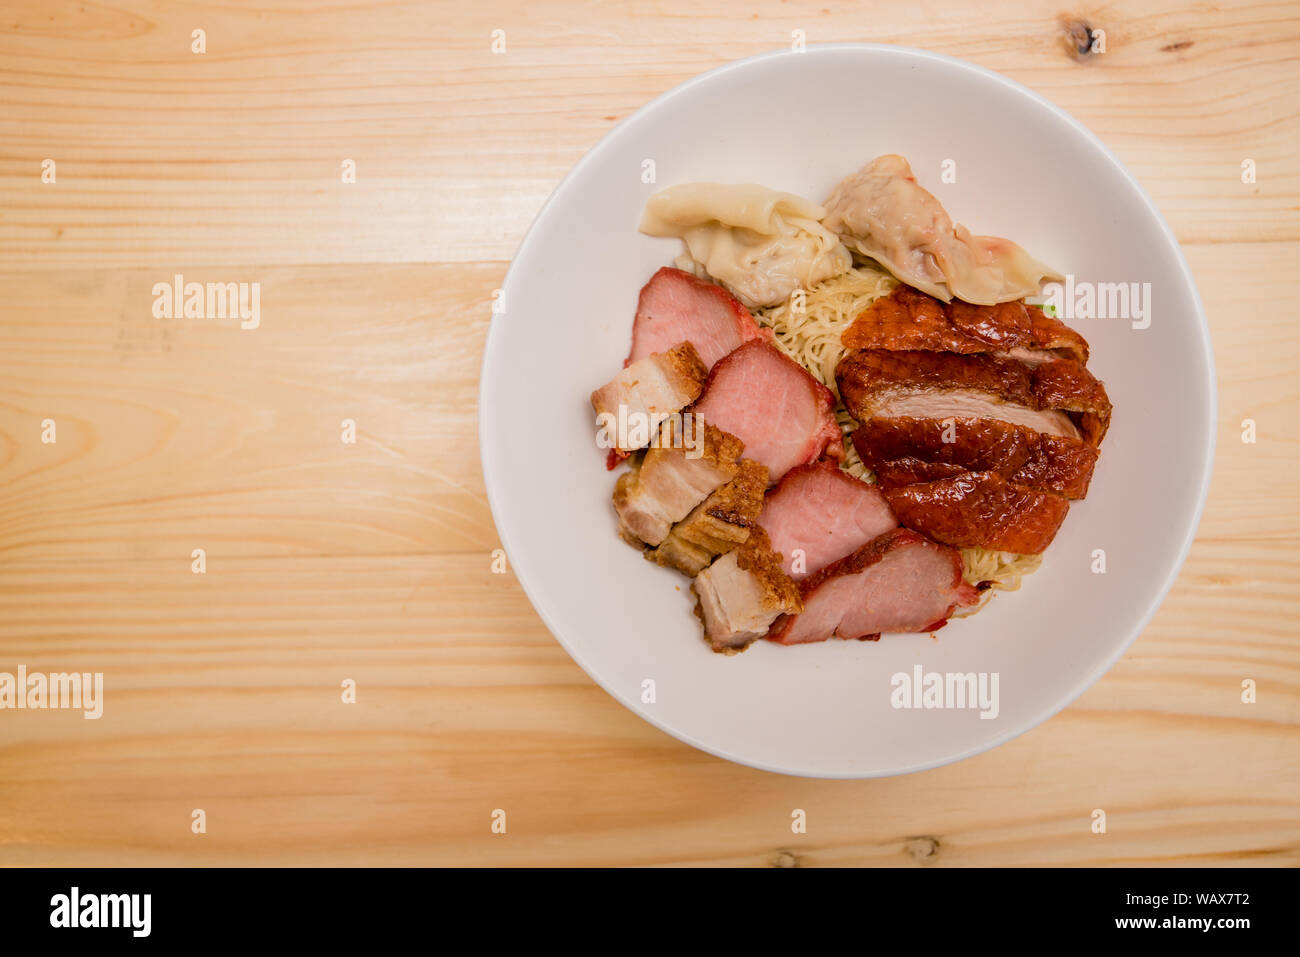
0, 545, 1294, 866
1, 0, 1297, 268
0, 263, 504, 560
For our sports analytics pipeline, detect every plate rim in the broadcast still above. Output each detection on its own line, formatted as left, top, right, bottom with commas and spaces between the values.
477, 42, 1218, 778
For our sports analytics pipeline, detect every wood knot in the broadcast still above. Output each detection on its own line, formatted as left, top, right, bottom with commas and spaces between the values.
1160, 40, 1194, 53
905, 835, 941, 863
1061, 17, 1102, 61
770, 848, 801, 868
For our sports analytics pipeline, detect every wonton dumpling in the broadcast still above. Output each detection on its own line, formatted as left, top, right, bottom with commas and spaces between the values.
821, 155, 1061, 305
640, 183, 852, 308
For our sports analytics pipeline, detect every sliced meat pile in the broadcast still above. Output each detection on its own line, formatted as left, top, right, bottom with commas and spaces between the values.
613, 419, 744, 547
602, 268, 850, 654
692, 526, 802, 654
595, 262, 1109, 654
627, 266, 770, 370
757, 461, 897, 580
692, 340, 842, 483
590, 341, 707, 454
835, 286, 1111, 557
650, 459, 769, 576
768, 528, 978, 645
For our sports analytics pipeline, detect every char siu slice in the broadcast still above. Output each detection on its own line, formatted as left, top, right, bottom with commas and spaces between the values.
842, 284, 1089, 364
836, 349, 1111, 445
692, 340, 842, 483
757, 461, 897, 580
767, 528, 978, 645
591, 341, 708, 454
852, 416, 1099, 499
613, 419, 744, 547
692, 527, 801, 654
627, 266, 770, 370
650, 459, 769, 576
882, 471, 1070, 555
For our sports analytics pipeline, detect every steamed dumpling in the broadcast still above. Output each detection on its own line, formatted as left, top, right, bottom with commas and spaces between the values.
639, 183, 852, 308
821, 155, 1061, 305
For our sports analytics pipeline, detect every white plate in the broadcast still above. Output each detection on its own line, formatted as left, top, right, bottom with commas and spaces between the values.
479, 44, 1215, 778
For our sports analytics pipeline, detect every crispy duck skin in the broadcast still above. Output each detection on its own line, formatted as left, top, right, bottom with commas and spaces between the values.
842, 284, 1089, 364
871, 458, 970, 487
836, 349, 1112, 445
852, 416, 1099, 499
873, 455, 1096, 501
650, 459, 769, 576
691, 526, 802, 654
881, 471, 1070, 555
1032, 357, 1112, 444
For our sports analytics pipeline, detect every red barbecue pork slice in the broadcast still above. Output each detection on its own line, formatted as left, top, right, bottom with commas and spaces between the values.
692, 340, 843, 484
767, 528, 978, 645
842, 284, 1089, 365
852, 416, 1099, 499
757, 461, 897, 580
627, 267, 770, 370
882, 471, 1070, 555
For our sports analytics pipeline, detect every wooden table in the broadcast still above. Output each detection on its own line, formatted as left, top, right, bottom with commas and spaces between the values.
2, 0, 1297, 867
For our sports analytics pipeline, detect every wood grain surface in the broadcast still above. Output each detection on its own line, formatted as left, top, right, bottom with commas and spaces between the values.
1, 0, 1298, 867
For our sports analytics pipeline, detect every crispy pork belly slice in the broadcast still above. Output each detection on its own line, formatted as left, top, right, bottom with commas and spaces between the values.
767, 528, 978, 645
612, 421, 744, 547
837, 349, 1112, 444
627, 266, 769, 370
757, 461, 897, 581
882, 471, 1070, 555
646, 531, 712, 578
650, 459, 769, 576
692, 340, 842, 483
692, 527, 801, 654
852, 416, 1099, 499
842, 284, 1089, 364
591, 341, 707, 453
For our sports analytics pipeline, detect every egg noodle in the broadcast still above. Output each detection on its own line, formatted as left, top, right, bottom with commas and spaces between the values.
752, 264, 1043, 595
